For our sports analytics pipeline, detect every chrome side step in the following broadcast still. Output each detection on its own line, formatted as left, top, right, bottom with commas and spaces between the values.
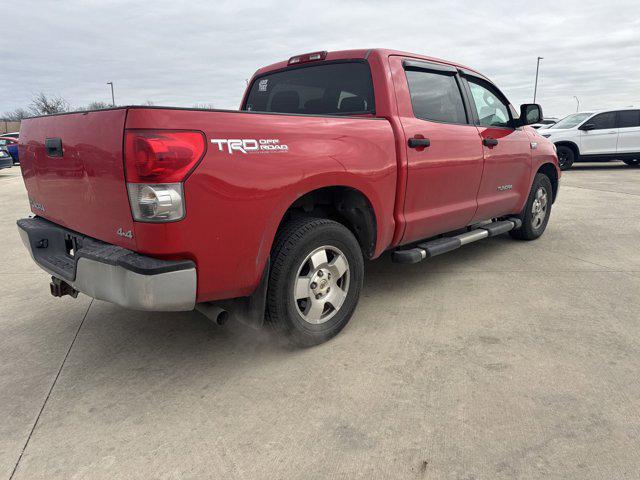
392, 218, 522, 264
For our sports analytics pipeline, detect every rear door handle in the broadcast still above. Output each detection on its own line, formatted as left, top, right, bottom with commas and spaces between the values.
483, 138, 499, 147
408, 137, 430, 148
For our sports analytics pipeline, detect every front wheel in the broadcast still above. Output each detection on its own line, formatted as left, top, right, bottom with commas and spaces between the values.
510, 173, 553, 241
556, 145, 575, 170
266, 217, 364, 346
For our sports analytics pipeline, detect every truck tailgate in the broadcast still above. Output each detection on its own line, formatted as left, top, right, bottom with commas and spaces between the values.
19, 109, 136, 249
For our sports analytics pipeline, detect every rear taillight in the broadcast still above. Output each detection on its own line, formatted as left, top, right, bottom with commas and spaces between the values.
124, 130, 205, 222
124, 130, 205, 183
127, 183, 184, 222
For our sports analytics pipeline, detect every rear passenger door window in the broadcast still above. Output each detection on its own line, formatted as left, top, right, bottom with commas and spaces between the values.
467, 79, 511, 128
588, 112, 616, 130
618, 110, 640, 128
405, 70, 467, 124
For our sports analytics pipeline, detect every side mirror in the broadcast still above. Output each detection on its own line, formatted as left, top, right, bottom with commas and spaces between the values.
519, 103, 543, 126
580, 123, 596, 131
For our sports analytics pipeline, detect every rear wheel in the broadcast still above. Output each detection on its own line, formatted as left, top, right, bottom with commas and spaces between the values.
556, 145, 575, 170
623, 157, 640, 167
266, 217, 364, 346
510, 173, 553, 241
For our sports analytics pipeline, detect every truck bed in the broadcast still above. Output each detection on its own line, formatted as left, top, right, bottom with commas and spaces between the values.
19, 106, 398, 301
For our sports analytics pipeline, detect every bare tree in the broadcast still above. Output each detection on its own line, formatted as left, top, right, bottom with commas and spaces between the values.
86, 101, 110, 110
28, 92, 70, 116
1, 108, 30, 121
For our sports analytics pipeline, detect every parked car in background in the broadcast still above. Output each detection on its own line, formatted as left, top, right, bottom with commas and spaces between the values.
540, 109, 640, 170
0, 149, 13, 170
0, 136, 19, 164
0, 131, 19, 139
531, 118, 558, 129
16, 48, 558, 346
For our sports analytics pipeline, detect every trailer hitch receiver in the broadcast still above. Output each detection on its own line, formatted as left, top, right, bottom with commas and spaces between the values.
50, 276, 78, 298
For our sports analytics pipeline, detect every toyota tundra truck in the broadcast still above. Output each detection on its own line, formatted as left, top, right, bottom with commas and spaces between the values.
17, 49, 559, 346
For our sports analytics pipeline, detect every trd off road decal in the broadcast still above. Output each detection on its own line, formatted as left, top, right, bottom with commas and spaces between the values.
210, 138, 289, 154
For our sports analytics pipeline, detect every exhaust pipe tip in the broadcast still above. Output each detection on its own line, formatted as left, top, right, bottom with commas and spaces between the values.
195, 303, 229, 326
215, 310, 229, 326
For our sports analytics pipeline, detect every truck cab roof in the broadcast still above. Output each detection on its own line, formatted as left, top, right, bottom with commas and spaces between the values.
254, 48, 486, 79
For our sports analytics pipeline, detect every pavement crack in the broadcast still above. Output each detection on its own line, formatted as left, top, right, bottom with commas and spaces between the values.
560, 253, 617, 271
9, 299, 94, 480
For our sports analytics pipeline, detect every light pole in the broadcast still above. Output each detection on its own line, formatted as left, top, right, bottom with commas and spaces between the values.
107, 82, 115, 106
533, 56, 543, 103
573, 96, 580, 112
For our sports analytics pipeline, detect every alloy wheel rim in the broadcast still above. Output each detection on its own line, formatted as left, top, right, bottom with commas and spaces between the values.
293, 245, 350, 325
531, 187, 548, 229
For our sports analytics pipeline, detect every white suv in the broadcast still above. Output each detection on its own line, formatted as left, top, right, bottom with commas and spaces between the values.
539, 109, 640, 170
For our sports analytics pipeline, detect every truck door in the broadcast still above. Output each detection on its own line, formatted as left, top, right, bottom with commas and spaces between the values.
461, 74, 533, 222
389, 57, 484, 243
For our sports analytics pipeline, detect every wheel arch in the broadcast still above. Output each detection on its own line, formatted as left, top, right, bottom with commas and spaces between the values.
272, 185, 378, 259
555, 141, 580, 158
536, 162, 559, 203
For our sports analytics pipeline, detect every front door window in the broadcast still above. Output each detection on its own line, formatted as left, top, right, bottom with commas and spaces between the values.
467, 80, 511, 128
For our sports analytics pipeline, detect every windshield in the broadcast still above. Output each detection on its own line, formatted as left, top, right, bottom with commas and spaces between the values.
550, 112, 593, 129
243, 62, 375, 115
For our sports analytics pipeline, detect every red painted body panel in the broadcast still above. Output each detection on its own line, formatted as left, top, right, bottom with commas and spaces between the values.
124, 109, 397, 301
18, 48, 559, 304
471, 126, 532, 222
388, 56, 484, 242
19, 110, 137, 250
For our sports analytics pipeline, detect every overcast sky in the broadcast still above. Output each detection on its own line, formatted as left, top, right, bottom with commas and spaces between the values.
2, 0, 639, 118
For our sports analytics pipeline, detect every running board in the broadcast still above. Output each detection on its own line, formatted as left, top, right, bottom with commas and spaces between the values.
392, 218, 522, 264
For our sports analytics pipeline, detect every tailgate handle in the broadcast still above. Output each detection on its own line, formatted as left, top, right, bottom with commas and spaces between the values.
45, 138, 63, 157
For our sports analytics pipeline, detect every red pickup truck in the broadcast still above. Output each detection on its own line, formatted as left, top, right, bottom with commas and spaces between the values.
17, 49, 559, 346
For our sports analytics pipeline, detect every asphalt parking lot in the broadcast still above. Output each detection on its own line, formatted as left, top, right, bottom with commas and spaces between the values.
1, 162, 639, 479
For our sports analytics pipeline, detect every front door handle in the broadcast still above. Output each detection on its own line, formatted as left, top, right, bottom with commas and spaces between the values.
408, 137, 430, 148
483, 138, 499, 147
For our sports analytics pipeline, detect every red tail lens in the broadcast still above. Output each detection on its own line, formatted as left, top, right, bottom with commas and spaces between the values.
124, 130, 205, 183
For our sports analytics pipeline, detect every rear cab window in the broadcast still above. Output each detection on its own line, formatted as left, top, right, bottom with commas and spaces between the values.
243, 61, 375, 116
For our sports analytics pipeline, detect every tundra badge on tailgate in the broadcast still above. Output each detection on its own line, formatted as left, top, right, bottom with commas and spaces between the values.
29, 199, 46, 212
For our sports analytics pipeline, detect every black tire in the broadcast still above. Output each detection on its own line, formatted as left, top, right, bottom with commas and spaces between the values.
556, 145, 575, 170
622, 157, 640, 167
509, 173, 553, 241
265, 217, 364, 347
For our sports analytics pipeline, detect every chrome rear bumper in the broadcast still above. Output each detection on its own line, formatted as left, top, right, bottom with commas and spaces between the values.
17, 217, 196, 311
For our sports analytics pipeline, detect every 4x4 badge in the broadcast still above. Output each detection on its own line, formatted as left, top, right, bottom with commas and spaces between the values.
117, 228, 133, 239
